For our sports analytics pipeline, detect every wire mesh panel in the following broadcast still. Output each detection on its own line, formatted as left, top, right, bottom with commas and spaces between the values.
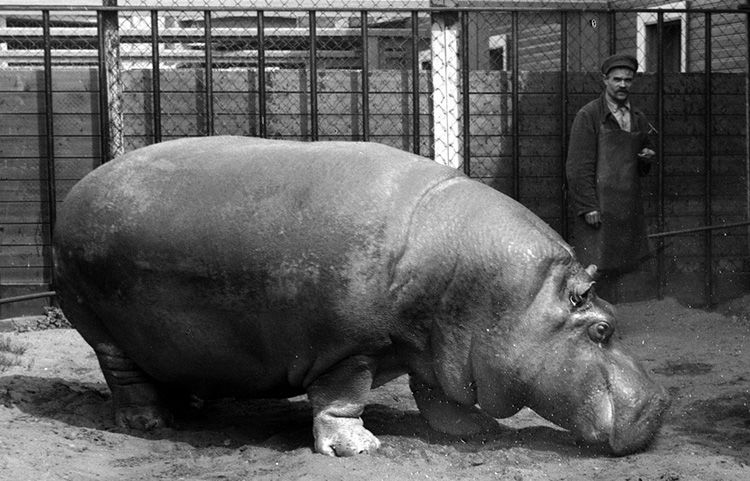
0, 2, 748, 316
464, 10, 568, 232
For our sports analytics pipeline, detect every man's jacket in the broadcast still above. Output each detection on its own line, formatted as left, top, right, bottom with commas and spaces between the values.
566, 93, 655, 272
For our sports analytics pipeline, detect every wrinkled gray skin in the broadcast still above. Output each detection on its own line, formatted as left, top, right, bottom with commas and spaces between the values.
54, 136, 669, 457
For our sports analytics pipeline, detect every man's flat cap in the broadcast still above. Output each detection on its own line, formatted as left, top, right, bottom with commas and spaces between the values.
601, 53, 638, 74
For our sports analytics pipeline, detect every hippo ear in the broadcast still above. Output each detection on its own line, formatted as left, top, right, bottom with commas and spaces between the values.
585, 264, 598, 279
570, 280, 594, 308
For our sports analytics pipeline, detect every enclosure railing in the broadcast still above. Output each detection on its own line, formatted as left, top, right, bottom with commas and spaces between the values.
0, 3, 748, 315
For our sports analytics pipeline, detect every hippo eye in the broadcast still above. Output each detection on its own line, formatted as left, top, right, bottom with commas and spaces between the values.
588, 321, 613, 343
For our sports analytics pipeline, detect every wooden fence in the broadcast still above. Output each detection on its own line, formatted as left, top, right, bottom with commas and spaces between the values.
0, 67, 747, 316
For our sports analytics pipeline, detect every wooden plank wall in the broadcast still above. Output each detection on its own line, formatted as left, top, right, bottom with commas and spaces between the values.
1, 67, 747, 317
1, 69, 102, 316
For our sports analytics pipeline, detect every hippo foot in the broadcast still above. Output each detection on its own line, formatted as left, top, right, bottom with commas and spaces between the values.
313, 414, 381, 456
307, 355, 380, 456
114, 404, 172, 430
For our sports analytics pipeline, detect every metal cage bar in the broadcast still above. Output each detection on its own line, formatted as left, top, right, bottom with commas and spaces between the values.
656, 13, 666, 299
747, 4, 750, 259
204, 10, 214, 136
560, 11, 569, 240
460, 11, 471, 176
257, 10, 267, 138
42, 10, 57, 251
511, 11, 520, 199
150, 9, 162, 144
361, 11, 370, 142
411, 11, 421, 155
704, 12, 714, 305
309, 11, 319, 141
96, 11, 110, 165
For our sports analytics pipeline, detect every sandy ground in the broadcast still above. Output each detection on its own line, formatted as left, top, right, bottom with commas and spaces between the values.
0, 297, 748, 481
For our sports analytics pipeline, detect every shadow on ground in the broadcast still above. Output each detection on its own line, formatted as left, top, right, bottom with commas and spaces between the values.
1, 373, 609, 459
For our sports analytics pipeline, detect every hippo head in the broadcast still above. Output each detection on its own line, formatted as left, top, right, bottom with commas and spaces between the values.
465, 263, 670, 455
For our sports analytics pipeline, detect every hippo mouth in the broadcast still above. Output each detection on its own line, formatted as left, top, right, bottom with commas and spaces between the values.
576, 365, 670, 455
605, 385, 670, 455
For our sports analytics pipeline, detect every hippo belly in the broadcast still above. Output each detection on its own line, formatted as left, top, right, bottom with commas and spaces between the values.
54, 136, 669, 456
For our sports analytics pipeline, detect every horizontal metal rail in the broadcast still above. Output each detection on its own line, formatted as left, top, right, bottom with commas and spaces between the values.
0, 26, 418, 38
0, 291, 57, 306
648, 220, 750, 239
0, 49, 358, 63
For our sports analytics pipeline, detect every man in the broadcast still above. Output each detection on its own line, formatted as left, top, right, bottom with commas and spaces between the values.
566, 53, 656, 301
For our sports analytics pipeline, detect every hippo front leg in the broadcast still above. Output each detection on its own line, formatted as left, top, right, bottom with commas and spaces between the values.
307, 355, 381, 456
409, 377, 499, 436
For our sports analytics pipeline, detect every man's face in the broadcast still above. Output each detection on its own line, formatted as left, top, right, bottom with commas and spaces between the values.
603, 67, 634, 104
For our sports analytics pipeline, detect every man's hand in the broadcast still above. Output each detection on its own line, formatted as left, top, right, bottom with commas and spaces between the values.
584, 210, 601, 227
637, 148, 655, 161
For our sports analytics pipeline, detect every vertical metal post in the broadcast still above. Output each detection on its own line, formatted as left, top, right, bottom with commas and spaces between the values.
257, 10, 267, 138
150, 10, 161, 144
656, 12, 666, 299
42, 10, 56, 273
511, 11, 520, 199
361, 11, 370, 142
97, 11, 109, 164
411, 11, 420, 154
460, 11, 470, 176
609, 10, 617, 54
204, 10, 214, 136
430, 12, 461, 168
704, 13, 714, 305
746, 2, 750, 259
309, 11, 319, 141
98, 0, 123, 162
560, 11, 569, 240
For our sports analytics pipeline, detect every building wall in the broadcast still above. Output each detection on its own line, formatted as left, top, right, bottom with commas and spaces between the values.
612, 0, 746, 73
462, 2, 745, 74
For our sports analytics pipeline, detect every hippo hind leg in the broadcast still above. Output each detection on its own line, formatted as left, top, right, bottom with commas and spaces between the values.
95, 342, 173, 430
58, 292, 172, 430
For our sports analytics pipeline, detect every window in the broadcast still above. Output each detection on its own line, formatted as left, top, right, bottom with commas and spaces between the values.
637, 2, 687, 72
488, 34, 507, 71
645, 20, 682, 72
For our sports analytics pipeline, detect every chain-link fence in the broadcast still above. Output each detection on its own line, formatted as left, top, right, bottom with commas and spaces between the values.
0, 1, 748, 316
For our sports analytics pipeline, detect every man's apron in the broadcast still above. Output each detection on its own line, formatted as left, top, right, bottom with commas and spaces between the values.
571, 126, 649, 272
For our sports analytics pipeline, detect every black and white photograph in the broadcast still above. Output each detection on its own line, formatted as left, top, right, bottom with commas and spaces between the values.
0, 1, 748, 479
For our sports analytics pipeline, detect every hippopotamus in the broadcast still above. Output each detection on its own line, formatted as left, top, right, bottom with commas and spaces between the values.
54, 136, 669, 457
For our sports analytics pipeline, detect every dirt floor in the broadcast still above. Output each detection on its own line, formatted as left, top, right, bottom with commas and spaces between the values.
0, 297, 748, 481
